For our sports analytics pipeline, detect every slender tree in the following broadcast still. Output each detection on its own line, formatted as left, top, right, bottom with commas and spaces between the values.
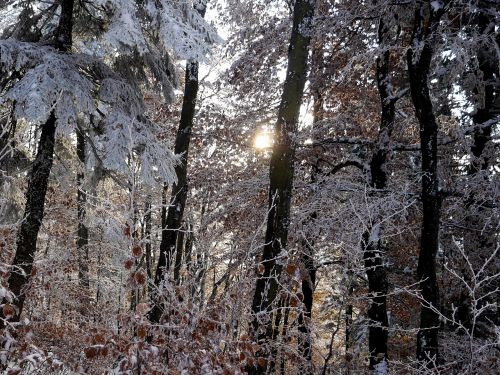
407, 0, 447, 364
0, 0, 75, 326
149, 1, 207, 324
76, 122, 89, 288
297, 1, 328, 368
250, 0, 316, 373
362, 9, 398, 372
469, 1, 498, 176
144, 196, 153, 296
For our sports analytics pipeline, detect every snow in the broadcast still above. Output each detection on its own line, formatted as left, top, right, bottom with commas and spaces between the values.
0, 40, 178, 184
430, 1, 444, 13
373, 358, 388, 375
369, 223, 381, 243
145, 0, 222, 61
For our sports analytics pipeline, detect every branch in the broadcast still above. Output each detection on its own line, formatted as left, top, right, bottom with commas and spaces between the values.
300, 136, 456, 151
326, 160, 367, 176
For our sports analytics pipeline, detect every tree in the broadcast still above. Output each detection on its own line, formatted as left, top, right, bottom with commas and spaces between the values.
361, 8, 396, 372
407, 0, 448, 365
250, 0, 316, 373
0, 0, 76, 327
149, 0, 208, 324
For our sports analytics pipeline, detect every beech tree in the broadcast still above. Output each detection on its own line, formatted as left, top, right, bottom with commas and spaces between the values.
249, 0, 316, 373
149, 0, 208, 325
407, 0, 448, 364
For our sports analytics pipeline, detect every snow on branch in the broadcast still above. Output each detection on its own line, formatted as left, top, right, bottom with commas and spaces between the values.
0, 39, 178, 184
98, 0, 222, 61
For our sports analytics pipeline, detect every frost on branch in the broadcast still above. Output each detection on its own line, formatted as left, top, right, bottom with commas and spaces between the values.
0, 40, 177, 184
1, 0, 221, 105
96, 0, 221, 61
0, 40, 93, 134
144, 0, 222, 61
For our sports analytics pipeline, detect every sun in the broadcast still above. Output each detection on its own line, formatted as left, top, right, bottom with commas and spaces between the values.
254, 132, 273, 149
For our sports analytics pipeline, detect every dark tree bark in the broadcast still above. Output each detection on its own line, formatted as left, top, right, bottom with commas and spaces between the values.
144, 196, 153, 296
362, 11, 395, 372
344, 285, 353, 366
54, 0, 74, 52
149, 3, 206, 324
0, 0, 75, 328
1, 112, 57, 325
76, 124, 89, 288
297, 5, 326, 368
269, 295, 288, 375
173, 221, 186, 283
297, 239, 316, 373
407, 0, 447, 364
249, 0, 316, 373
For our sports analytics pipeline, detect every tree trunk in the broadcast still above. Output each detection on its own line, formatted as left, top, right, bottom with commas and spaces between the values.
0, 0, 74, 328
407, 0, 446, 364
296, 2, 328, 370
1, 112, 57, 325
469, 2, 498, 175
468, 2, 500, 332
249, 1, 316, 373
144, 196, 153, 297
76, 124, 90, 288
149, 2, 206, 324
344, 272, 354, 374
185, 222, 194, 275
298, 244, 315, 374
173, 221, 186, 284
363, 11, 395, 372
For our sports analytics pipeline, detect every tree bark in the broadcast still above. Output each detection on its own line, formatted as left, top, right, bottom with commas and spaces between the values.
249, 1, 316, 373
173, 221, 186, 283
296, 2, 328, 371
1, 112, 57, 325
363, 11, 395, 372
149, 2, 206, 324
407, 0, 446, 364
0, 0, 74, 328
76, 124, 90, 288
144, 196, 153, 297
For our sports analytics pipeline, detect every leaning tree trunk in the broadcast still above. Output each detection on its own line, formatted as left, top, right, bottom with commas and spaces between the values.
362, 11, 395, 373
407, 0, 446, 364
0, 0, 75, 328
1, 112, 57, 326
149, 3, 206, 324
249, 0, 316, 373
